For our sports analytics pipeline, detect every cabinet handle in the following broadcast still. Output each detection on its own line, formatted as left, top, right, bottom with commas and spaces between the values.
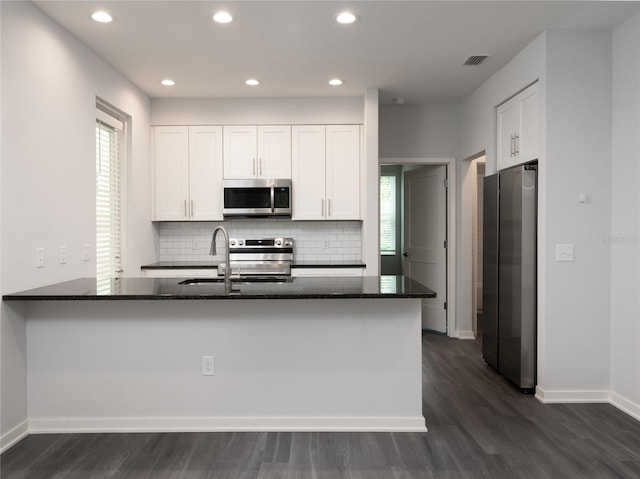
184, 200, 187, 217
191, 200, 194, 217
510, 134, 514, 157
321, 199, 325, 216
515, 134, 520, 155
328, 198, 331, 217
259, 158, 263, 176
252, 158, 256, 176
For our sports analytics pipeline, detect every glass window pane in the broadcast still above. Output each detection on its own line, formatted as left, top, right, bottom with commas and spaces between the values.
380, 175, 396, 255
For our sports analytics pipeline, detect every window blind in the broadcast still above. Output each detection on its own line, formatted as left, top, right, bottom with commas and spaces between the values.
96, 111, 122, 284
380, 175, 397, 255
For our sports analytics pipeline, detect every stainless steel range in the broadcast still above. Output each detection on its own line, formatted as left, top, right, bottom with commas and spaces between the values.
226, 237, 294, 277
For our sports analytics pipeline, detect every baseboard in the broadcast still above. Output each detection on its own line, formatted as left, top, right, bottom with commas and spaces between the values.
610, 392, 640, 422
457, 330, 476, 340
1, 420, 29, 453
535, 386, 610, 403
28, 416, 427, 434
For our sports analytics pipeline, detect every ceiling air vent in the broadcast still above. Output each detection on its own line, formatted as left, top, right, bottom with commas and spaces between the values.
463, 55, 489, 66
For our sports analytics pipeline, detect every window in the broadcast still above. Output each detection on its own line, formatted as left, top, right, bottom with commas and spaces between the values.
95, 107, 124, 283
380, 175, 397, 255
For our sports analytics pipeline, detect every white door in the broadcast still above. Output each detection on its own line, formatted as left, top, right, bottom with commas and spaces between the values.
153, 126, 189, 220
258, 125, 291, 178
326, 125, 361, 220
189, 126, 223, 221
223, 126, 257, 179
291, 126, 326, 220
403, 166, 448, 332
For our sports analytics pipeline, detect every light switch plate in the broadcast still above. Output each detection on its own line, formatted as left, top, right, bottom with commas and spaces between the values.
556, 244, 574, 262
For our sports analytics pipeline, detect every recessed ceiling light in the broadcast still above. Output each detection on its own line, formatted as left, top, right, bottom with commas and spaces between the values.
213, 11, 233, 24
91, 11, 113, 23
245, 79, 260, 86
329, 79, 343, 86
393, 98, 406, 105
335, 11, 358, 24
161, 79, 176, 86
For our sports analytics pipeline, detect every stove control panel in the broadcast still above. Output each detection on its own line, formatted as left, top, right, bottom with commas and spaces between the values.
229, 238, 294, 249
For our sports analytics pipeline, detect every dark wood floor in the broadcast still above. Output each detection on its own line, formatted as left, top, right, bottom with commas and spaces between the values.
3, 330, 640, 479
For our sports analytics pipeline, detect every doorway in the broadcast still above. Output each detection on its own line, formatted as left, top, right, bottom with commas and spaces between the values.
380, 159, 455, 334
472, 157, 486, 335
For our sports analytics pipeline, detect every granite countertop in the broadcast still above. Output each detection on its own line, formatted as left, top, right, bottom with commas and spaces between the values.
2, 276, 435, 301
141, 261, 366, 270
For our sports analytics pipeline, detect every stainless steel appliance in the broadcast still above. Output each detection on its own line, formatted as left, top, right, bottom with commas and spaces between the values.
223, 179, 292, 217
226, 237, 294, 277
483, 163, 537, 392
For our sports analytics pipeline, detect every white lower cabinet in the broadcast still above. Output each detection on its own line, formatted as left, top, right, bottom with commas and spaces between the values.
292, 125, 361, 220
142, 269, 219, 278
292, 268, 363, 277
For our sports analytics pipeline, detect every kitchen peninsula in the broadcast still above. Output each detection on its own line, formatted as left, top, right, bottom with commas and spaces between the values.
4, 276, 434, 433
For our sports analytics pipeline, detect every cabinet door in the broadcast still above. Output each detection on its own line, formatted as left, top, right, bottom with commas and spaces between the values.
326, 125, 361, 220
189, 126, 223, 221
292, 126, 326, 220
518, 85, 538, 164
497, 83, 539, 171
223, 126, 258, 179
258, 125, 291, 178
153, 126, 189, 220
497, 98, 520, 171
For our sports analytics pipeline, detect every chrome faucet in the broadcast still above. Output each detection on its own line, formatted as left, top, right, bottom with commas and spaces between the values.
210, 225, 231, 290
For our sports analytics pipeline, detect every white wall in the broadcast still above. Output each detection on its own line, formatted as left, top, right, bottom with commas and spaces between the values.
457, 33, 547, 340
151, 97, 364, 125
611, 14, 640, 418
542, 30, 612, 397
1, 1, 152, 447
379, 104, 459, 158
458, 29, 618, 401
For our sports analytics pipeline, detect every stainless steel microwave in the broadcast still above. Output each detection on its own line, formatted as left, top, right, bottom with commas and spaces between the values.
223, 179, 292, 217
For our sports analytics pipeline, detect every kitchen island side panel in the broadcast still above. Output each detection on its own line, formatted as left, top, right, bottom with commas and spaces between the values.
25, 299, 424, 431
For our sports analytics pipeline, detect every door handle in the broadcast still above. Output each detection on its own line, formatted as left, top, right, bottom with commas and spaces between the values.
402, 252, 408, 257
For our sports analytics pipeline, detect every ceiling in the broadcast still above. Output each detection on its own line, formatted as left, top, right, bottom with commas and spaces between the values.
34, 1, 640, 104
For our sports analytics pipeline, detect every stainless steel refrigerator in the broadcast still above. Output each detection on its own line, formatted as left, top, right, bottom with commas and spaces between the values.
483, 163, 537, 392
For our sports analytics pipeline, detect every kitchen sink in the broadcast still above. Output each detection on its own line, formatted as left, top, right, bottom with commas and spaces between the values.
179, 276, 292, 285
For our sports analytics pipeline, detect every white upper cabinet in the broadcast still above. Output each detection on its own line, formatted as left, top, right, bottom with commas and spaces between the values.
223, 126, 257, 179
223, 125, 291, 179
326, 125, 361, 220
258, 126, 292, 178
292, 126, 326, 220
497, 82, 539, 171
292, 125, 361, 221
188, 126, 224, 221
153, 126, 223, 221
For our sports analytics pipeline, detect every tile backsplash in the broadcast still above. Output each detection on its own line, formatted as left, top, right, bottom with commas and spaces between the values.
157, 219, 362, 262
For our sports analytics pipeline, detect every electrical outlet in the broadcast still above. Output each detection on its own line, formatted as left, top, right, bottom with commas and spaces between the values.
82, 244, 91, 262
36, 248, 45, 268
59, 245, 67, 264
201, 355, 215, 376
323, 240, 330, 249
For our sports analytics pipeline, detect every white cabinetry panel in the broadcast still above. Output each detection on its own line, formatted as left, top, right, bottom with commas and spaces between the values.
153, 126, 223, 221
292, 125, 361, 221
497, 82, 539, 171
224, 125, 291, 179
292, 126, 326, 220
